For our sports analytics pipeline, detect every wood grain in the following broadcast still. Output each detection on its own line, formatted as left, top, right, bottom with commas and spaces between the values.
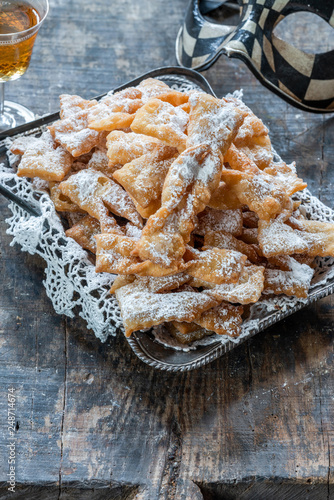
0, 1, 333, 499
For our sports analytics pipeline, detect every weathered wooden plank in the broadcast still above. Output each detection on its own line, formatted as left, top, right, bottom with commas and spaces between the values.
0, 1, 333, 499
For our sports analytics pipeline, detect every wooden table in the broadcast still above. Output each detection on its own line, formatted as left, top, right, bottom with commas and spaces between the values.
0, 1, 333, 498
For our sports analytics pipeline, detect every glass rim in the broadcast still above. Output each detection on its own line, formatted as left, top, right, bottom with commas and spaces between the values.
0, 0, 49, 40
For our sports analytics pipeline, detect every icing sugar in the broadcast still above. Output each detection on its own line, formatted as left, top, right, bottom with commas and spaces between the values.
59, 94, 96, 119
187, 97, 244, 152
134, 273, 190, 293
125, 223, 142, 239
163, 146, 221, 210
193, 302, 243, 337
115, 281, 217, 335
264, 256, 314, 297
107, 131, 161, 164
63, 168, 142, 227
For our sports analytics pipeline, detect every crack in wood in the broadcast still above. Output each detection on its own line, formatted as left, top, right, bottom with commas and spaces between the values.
29, 332, 39, 431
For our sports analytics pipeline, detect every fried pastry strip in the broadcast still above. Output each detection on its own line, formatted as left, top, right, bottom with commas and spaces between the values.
258, 220, 309, 257
59, 168, 142, 229
49, 98, 104, 157
87, 87, 143, 131
190, 265, 265, 304
172, 321, 204, 335
156, 90, 189, 107
288, 218, 334, 257
129, 273, 191, 293
263, 161, 307, 196
224, 143, 259, 174
224, 145, 294, 220
49, 182, 84, 212
59, 94, 97, 119
204, 230, 261, 264
224, 95, 273, 169
220, 169, 292, 222
113, 144, 178, 216
170, 322, 209, 344
193, 302, 243, 337
136, 78, 173, 100
239, 227, 259, 245
10, 135, 42, 155
186, 247, 247, 285
109, 275, 136, 293
86, 148, 117, 178
95, 233, 148, 275
58, 170, 122, 232
242, 210, 259, 228
207, 181, 243, 210
195, 208, 243, 237
129, 197, 161, 219
106, 130, 161, 166
237, 137, 273, 170
263, 256, 314, 298
95, 233, 189, 277
114, 280, 218, 337
228, 98, 269, 147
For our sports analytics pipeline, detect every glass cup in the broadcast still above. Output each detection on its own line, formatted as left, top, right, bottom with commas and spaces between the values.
0, 0, 49, 132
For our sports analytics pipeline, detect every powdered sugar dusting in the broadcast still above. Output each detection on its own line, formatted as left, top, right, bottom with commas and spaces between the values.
259, 220, 309, 257
153, 101, 189, 137
163, 147, 221, 210
2, 74, 334, 363
187, 98, 243, 152
49, 109, 102, 157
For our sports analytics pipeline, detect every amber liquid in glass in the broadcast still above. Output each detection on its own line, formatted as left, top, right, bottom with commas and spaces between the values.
0, 1, 40, 81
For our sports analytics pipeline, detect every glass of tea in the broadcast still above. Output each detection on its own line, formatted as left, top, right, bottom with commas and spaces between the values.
0, 0, 49, 132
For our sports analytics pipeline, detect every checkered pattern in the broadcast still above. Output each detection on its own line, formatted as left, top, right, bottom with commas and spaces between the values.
176, 0, 334, 112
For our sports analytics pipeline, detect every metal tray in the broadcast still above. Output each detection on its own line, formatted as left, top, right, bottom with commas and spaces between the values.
1, 66, 333, 372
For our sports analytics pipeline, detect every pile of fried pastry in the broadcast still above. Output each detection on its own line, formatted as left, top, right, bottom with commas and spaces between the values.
11, 78, 334, 344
